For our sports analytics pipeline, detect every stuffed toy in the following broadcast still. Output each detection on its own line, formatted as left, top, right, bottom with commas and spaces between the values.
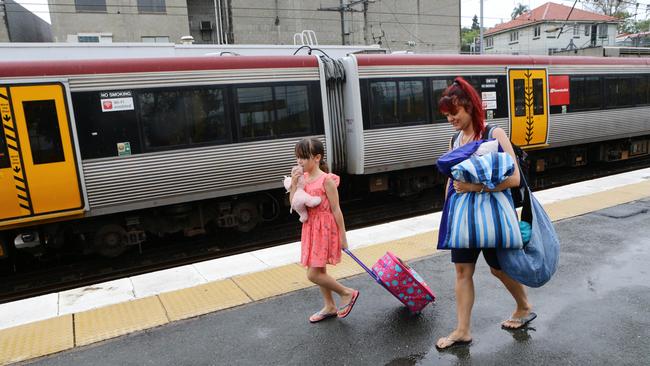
283, 166, 321, 222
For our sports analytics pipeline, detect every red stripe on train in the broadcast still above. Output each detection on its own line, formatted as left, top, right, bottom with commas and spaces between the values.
0, 56, 319, 77
355, 54, 650, 67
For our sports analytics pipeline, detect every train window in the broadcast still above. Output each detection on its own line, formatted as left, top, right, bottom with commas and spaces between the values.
72, 91, 142, 159
533, 79, 544, 115
274, 85, 311, 135
23, 100, 65, 165
0, 127, 9, 168
570, 76, 601, 111
513, 79, 526, 116
637, 76, 650, 105
139, 90, 188, 148
431, 78, 452, 122
399, 80, 426, 123
185, 88, 229, 144
369, 81, 398, 126
236, 84, 313, 140
605, 77, 636, 108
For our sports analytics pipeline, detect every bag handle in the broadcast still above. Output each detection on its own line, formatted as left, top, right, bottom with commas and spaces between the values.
343, 248, 381, 283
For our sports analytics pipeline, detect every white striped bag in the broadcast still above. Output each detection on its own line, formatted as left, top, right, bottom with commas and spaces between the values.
443, 152, 523, 249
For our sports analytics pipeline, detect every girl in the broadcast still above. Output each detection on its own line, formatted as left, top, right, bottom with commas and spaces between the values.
290, 138, 359, 323
435, 77, 536, 350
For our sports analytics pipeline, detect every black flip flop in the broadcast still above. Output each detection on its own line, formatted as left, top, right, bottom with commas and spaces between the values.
502, 312, 537, 330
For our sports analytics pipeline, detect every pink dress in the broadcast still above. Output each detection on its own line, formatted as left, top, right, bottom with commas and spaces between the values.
300, 173, 342, 267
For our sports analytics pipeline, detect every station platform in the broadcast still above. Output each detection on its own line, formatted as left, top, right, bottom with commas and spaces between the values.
1, 168, 650, 365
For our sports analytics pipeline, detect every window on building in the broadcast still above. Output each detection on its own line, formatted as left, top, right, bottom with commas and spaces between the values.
548, 48, 558, 55
485, 37, 493, 48
77, 33, 112, 43
597, 24, 608, 38
533, 26, 541, 38
585, 24, 591, 36
75, 0, 106, 12
509, 31, 519, 43
78, 35, 100, 43
138, 0, 166, 13
573, 23, 580, 37
142, 36, 170, 43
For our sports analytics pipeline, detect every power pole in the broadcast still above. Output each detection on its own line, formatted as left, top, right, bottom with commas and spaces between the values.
318, 0, 374, 45
479, 0, 484, 54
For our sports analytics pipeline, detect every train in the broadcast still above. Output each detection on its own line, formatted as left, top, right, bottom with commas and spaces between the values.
1, 53, 649, 261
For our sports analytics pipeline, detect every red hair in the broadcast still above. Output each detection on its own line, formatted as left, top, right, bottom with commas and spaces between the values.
438, 77, 485, 140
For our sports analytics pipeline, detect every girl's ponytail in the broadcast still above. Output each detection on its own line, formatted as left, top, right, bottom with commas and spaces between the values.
319, 159, 330, 173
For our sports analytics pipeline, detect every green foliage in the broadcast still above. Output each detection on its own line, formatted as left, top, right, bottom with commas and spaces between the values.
461, 27, 480, 53
511, 3, 529, 20
471, 15, 480, 31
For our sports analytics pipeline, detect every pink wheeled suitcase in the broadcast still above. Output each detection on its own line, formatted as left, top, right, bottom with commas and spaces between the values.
344, 248, 435, 313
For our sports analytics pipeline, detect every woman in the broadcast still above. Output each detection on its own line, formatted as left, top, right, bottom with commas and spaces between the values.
435, 77, 536, 350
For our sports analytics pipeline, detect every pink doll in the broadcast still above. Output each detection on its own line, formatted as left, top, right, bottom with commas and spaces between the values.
283, 165, 321, 222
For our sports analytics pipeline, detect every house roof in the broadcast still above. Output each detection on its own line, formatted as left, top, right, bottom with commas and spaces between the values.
485, 2, 619, 36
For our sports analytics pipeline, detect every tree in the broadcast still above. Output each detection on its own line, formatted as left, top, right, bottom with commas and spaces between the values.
511, 3, 529, 20
471, 15, 480, 31
460, 27, 480, 53
583, 0, 629, 16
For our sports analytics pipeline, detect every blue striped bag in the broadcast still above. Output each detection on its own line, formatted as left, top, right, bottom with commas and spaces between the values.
442, 152, 524, 249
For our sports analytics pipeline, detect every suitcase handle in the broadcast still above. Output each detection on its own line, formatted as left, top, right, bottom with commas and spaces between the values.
343, 248, 381, 283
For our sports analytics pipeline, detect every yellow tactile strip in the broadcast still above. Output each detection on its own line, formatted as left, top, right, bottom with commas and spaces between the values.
0, 180, 648, 365
231, 263, 313, 301
74, 296, 169, 347
0, 315, 73, 365
159, 279, 251, 322
544, 180, 650, 221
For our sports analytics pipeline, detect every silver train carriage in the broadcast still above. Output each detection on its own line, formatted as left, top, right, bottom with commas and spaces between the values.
0, 55, 337, 257
337, 54, 650, 195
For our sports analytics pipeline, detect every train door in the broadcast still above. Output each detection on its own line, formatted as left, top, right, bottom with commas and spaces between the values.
508, 68, 549, 148
0, 83, 85, 227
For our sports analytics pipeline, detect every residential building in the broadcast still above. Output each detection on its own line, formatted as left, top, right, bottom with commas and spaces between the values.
48, 0, 190, 43
483, 2, 619, 55
46, 0, 460, 53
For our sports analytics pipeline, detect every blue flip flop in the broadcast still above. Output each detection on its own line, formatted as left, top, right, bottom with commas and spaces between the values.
502, 312, 537, 330
309, 311, 337, 323
337, 290, 359, 318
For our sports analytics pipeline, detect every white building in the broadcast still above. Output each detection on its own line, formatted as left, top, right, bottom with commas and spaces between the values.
484, 2, 619, 55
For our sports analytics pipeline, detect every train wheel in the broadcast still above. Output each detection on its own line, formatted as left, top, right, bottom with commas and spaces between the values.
233, 201, 259, 232
93, 224, 127, 258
